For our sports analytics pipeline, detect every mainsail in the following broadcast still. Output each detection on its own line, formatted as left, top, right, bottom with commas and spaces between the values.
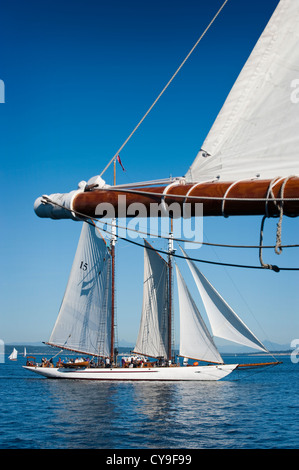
186, 0, 299, 183
134, 240, 169, 358
47, 221, 112, 357
176, 265, 223, 364
181, 249, 267, 352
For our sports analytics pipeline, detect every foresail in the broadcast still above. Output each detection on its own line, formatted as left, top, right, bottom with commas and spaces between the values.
134, 240, 169, 358
176, 265, 223, 364
186, 0, 299, 182
181, 249, 267, 352
48, 221, 112, 357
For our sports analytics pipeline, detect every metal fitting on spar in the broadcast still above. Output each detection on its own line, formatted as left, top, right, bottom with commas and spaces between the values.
33, 175, 109, 221
33, 190, 83, 220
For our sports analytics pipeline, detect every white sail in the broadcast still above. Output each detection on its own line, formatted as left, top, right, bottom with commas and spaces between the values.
48, 221, 112, 357
186, 0, 299, 182
181, 249, 267, 352
134, 241, 169, 358
9, 348, 18, 360
23, 347, 26, 357
176, 265, 223, 364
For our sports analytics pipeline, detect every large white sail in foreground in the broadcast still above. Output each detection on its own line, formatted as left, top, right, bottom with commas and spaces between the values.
48, 222, 112, 357
176, 265, 223, 364
186, 0, 299, 182
181, 249, 267, 352
134, 241, 169, 358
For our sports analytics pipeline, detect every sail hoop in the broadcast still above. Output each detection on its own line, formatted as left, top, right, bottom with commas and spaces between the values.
259, 174, 298, 270
183, 179, 218, 206
161, 180, 184, 216
265, 175, 298, 217
221, 178, 258, 217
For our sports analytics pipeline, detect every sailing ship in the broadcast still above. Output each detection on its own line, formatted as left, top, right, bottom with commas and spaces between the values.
24, 221, 279, 381
9, 348, 18, 361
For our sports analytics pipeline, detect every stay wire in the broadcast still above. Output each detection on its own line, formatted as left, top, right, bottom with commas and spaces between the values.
99, 0, 230, 178
41, 196, 299, 250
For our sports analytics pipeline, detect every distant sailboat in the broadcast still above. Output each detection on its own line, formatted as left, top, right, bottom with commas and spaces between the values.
24, 223, 279, 381
9, 348, 18, 361
23, 347, 27, 358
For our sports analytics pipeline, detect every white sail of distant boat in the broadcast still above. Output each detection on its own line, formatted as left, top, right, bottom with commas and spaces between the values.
9, 348, 18, 361
23, 347, 26, 357
180, 247, 268, 353
45, 221, 113, 358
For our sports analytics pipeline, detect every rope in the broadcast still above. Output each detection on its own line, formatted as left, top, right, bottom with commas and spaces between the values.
259, 176, 296, 271
221, 178, 257, 217
259, 215, 280, 272
41, 194, 299, 250
41, 196, 299, 271
99, 0, 230, 178
275, 176, 294, 254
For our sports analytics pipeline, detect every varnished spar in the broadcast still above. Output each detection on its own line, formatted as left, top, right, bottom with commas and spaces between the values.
72, 177, 299, 219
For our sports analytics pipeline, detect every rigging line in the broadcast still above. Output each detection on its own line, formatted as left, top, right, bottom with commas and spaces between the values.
80, 217, 299, 271
204, 231, 276, 359
92, 214, 299, 249
103, 186, 299, 202
99, 0, 230, 178
41, 195, 299, 250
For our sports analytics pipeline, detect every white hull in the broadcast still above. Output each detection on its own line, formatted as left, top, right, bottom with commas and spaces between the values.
23, 364, 238, 381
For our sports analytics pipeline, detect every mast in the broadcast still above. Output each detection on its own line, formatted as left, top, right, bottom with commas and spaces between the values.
168, 219, 175, 363
110, 159, 117, 365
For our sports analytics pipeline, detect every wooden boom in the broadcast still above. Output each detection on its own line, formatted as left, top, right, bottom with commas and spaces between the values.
72, 177, 299, 218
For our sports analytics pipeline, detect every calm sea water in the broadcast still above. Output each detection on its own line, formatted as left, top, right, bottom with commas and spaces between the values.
0, 350, 298, 450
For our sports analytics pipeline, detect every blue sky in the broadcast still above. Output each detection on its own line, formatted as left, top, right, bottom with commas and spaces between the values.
1, 0, 298, 348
